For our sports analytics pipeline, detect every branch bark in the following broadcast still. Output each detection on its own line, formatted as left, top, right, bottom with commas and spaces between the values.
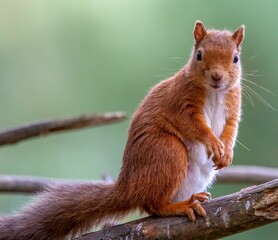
76, 178, 278, 240
0, 112, 126, 146
1, 166, 277, 194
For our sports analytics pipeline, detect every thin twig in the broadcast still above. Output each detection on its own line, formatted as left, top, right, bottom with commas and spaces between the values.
0, 165, 277, 194
0, 112, 126, 146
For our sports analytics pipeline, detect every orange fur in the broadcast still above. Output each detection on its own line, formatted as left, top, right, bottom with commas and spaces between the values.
0, 21, 244, 239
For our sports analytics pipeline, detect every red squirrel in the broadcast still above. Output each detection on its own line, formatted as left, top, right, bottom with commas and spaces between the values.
0, 21, 244, 240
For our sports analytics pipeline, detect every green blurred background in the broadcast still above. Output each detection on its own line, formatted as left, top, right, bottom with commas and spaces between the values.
0, 0, 277, 239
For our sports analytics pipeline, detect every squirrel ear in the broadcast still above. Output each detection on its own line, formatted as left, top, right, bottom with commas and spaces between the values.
232, 25, 245, 47
194, 21, 207, 44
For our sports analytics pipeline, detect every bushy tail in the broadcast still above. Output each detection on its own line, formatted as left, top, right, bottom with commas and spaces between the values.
0, 182, 129, 240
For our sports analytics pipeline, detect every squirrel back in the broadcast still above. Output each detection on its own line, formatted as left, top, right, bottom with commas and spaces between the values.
0, 21, 244, 239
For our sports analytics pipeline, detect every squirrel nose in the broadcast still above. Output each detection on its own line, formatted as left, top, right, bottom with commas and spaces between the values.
211, 72, 223, 82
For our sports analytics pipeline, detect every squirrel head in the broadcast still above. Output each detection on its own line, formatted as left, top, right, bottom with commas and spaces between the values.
189, 21, 245, 91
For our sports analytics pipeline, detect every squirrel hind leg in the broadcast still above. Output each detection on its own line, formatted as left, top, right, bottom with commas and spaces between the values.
146, 192, 211, 222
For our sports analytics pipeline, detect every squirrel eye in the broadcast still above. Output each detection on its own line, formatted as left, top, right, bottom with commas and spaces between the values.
196, 51, 202, 61
233, 55, 239, 63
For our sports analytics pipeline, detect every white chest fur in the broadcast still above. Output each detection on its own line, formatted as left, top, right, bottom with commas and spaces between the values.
173, 89, 227, 202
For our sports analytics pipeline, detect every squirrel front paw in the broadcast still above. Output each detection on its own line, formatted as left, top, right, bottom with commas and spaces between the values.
213, 149, 233, 170
205, 135, 225, 162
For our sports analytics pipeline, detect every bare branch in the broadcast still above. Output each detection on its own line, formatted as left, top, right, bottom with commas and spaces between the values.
0, 175, 100, 194
75, 179, 278, 240
1, 166, 278, 194
0, 112, 126, 146
217, 165, 278, 184
0, 175, 67, 193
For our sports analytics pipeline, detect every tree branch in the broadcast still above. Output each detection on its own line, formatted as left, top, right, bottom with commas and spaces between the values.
0, 175, 70, 193
0, 175, 102, 193
75, 179, 278, 240
217, 165, 278, 184
0, 112, 126, 146
1, 166, 278, 194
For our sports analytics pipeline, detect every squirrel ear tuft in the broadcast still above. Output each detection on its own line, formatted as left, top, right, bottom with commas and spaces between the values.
194, 21, 207, 44
232, 25, 245, 47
